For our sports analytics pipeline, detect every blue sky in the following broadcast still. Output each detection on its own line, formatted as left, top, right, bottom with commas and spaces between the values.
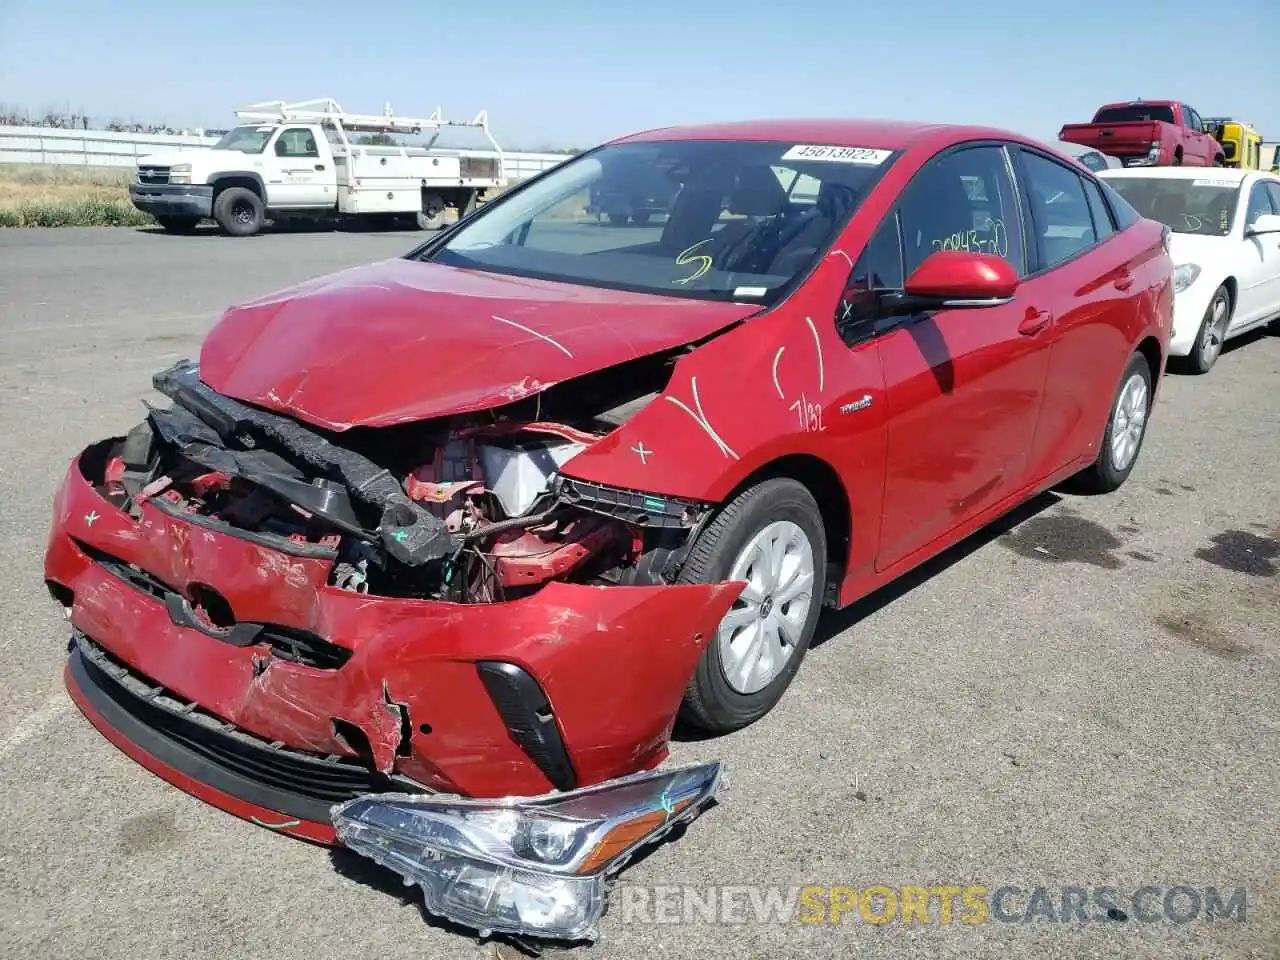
1, 0, 1276, 150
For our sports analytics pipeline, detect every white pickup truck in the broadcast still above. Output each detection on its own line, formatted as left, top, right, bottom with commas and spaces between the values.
128, 98, 507, 236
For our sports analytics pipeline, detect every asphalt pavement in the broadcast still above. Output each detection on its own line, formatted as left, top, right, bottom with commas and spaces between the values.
1, 226, 1277, 960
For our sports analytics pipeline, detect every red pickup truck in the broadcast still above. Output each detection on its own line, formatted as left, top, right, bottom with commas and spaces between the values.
1059, 100, 1225, 168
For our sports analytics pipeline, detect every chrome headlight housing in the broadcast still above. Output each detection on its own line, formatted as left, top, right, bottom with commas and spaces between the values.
332, 761, 724, 941
1173, 263, 1201, 293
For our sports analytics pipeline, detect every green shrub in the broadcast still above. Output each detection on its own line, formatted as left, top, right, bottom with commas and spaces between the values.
0, 196, 154, 228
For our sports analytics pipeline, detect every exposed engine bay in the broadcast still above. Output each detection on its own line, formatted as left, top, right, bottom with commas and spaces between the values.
89, 358, 711, 605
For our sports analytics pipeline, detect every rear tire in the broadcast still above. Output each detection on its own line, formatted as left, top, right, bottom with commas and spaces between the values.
677, 478, 827, 733
212, 187, 264, 237
1069, 352, 1153, 494
607, 212, 629, 226
416, 191, 447, 230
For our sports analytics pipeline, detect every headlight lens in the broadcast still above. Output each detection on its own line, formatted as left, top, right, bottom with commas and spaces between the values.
332, 761, 724, 941
168, 163, 192, 184
1173, 263, 1201, 293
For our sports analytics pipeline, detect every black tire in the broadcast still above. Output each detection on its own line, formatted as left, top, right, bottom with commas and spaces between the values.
1172, 150, 1183, 166
677, 477, 827, 733
1069, 352, 1153, 494
416, 192, 447, 230
1178, 284, 1231, 375
607, 212, 629, 226
212, 187, 264, 237
155, 215, 200, 233
630, 210, 651, 225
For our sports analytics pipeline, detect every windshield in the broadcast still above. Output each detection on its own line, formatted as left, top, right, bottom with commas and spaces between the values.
423, 139, 899, 304
1102, 176, 1240, 236
1093, 105, 1176, 125
212, 125, 274, 154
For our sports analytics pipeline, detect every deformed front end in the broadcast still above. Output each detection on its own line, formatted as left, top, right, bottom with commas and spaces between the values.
45, 355, 739, 848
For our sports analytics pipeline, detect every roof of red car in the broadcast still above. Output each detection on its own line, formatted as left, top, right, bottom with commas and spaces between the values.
611, 118, 1022, 151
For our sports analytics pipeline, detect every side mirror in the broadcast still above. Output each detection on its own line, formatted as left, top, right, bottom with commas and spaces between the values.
1246, 213, 1280, 237
902, 251, 1018, 305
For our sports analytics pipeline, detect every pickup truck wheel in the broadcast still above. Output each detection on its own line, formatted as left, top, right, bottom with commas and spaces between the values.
416, 192, 447, 230
607, 212, 629, 226
155, 215, 200, 233
1068, 351, 1153, 494
212, 187, 264, 237
677, 478, 827, 734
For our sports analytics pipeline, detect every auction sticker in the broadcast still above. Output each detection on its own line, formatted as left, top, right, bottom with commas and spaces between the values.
782, 144, 892, 165
1191, 179, 1239, 188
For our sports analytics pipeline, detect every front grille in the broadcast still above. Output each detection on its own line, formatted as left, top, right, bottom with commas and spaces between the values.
70, 633, 423, 823
137, 166, 170, 185
73, 537, 352, 670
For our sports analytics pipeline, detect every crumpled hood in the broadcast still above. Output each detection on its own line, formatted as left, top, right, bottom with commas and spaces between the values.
199, 258, 757, 430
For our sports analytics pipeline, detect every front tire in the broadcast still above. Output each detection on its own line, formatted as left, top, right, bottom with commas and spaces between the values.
212, 187, 264, 237
155, 215, 200, 233
1070, 352, 1153, 493
1180, 285, 1231, 374
677, 478, 827, 733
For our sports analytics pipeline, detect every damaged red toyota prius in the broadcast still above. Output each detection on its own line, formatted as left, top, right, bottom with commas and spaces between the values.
45, 119, 1172, 940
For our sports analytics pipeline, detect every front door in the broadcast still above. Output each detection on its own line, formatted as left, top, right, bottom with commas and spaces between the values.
1235, 180, 1280, 327
267, 127, 331, 208
874, 143, 1053, 570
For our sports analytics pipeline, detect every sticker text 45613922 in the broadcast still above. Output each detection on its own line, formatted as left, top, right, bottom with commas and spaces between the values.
781, 145, 893, 165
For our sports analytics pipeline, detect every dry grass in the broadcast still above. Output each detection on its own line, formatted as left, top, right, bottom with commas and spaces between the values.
0, 163, 144, 227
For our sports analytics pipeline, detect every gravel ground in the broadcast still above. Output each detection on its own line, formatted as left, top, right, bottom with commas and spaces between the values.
1, 227, 1277, 960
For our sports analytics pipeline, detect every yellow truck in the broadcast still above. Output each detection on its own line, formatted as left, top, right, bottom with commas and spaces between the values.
1203, 117, 1264, 169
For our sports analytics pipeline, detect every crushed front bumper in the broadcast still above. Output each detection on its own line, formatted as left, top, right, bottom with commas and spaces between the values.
46, 452, 740, 843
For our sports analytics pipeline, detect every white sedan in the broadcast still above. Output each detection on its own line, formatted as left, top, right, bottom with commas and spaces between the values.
1097, 167, 1280, 373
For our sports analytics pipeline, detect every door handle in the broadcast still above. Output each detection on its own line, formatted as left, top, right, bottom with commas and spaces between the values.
1114, 270, 1134, 291
314, 164, 326, 171
1018, 308, 1052, 336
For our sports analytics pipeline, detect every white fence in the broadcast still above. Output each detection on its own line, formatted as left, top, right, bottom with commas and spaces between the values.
0, 125, 573, 180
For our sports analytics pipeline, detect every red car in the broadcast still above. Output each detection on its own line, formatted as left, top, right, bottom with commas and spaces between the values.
45, 119, 1172, 887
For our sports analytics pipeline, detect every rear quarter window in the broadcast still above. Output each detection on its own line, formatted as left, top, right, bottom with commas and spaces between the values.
1097, 180, 1143, 230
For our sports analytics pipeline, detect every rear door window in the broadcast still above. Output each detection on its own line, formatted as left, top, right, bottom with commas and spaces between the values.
1017, 150, 1098, 268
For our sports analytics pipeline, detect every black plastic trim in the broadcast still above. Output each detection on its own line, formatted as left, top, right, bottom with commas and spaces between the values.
475, 661, 577, 791
68, 633, 423, 824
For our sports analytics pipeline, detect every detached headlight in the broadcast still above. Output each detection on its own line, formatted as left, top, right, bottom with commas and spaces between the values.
332, 761, 724, 941
168, 163, 192, 184
1173, 263, 1201, 293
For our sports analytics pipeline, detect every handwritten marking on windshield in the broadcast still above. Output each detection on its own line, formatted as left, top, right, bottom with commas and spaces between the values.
491, 314, 573, 358
673, 239, 714, 285
665, 377, 739, 460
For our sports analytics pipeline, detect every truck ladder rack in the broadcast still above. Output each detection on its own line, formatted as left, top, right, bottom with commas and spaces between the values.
233, 98, 502, 156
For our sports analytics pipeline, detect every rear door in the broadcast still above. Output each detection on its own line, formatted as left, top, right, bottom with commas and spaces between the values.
1181, 106, 1215, 166
872, 142, 1054, 570
1010, 145, 1143, 478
